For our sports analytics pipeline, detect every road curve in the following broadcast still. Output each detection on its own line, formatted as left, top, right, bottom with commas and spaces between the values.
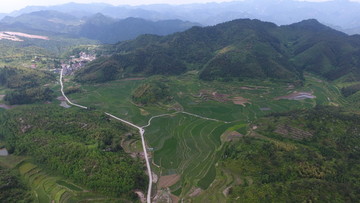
60, 70, 152, 203
60, 69, 88, 109
142, 114, 173, 129
105, 113, 152, 203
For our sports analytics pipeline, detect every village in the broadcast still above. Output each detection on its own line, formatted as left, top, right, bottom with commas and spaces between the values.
60, 51, 96, 75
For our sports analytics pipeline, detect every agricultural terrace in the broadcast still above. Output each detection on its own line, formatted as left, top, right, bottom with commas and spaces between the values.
65, 72, 344, 200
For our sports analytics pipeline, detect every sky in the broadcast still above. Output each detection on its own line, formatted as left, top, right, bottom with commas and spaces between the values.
1, 0, 360, 13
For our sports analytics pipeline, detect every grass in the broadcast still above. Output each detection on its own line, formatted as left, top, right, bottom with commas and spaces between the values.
62, 72, 345, 200
56, 180, 83, 191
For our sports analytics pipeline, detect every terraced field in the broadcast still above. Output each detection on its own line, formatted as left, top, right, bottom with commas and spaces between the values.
0, 156, 124, 203
65, 72, 344, 201
145, 114, 235, 196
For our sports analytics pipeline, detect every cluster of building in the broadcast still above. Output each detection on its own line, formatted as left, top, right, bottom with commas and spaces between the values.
61, 52, 96, 75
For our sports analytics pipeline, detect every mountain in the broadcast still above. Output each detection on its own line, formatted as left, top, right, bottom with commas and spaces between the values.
75, 18, 360, 83
343, 26, 360, 35
79, 14, 199, 44
1, 10, 82, 34
8, 2, 113, 18
0, 11, 198, 44
5, 1, 360, 34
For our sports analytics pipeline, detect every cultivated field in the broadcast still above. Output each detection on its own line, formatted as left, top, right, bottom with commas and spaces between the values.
65, 72, 344, 201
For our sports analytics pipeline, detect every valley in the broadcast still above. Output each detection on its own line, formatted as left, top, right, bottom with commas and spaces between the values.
0, 3, 360, 202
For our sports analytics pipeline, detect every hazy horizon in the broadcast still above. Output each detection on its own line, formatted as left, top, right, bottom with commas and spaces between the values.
2, 0, 360, 13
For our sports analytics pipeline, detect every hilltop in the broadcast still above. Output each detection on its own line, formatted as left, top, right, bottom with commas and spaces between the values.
75, 18, 360, 83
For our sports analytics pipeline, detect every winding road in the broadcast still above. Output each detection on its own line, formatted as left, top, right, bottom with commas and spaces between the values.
59, 69, 230, 202
60, 69, 87, 109
60, 69, 153, 203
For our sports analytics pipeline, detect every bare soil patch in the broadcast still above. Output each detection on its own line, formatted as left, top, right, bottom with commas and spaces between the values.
119, 77, 145, 81
60, 101, 71, 108
170, 194, 180, 203
223, 186, 232, 197
232, 96, 251, 106
140, 108, 150, 116
240, 86, 255, 90
57, 96, 66, 101
134, 190, 146, 203
189, 188, 202, 197
275, 91, 316, 100
275, 124, 313, 140
221, 131, 244, 142
0, 31, 49, 41
158, 174, 181, 188
240, 86, 268, 90
197, 90, 250, 106
152, 172, 158, 183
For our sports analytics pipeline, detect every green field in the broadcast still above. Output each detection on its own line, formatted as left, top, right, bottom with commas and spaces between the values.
63, 71, 345, 200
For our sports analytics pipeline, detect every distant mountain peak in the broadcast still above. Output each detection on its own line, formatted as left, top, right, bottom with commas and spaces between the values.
288, 19, 333, 31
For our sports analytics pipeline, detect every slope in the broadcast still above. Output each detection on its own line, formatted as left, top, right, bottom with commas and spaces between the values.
75, 18, 360, 83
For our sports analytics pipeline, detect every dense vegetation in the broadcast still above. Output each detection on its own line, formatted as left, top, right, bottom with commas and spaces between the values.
341, 83, 360, 97
0, 105, 147, 199
0, 67, 54, 104
0, 166, 32, 202
132, 78, 172, 105
224, 106, 360, 202
75, 48, 187, 83
75, 19, 360, 83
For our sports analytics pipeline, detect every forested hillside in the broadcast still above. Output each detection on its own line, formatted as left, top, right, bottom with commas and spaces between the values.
224, 106, 360, 202
0, 105, 147, 199
0, 166, 32, 202
75, 19, 360, 83
0, 67, 54, 104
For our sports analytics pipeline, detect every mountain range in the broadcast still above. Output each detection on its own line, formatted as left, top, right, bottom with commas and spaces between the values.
2, 0, 360, 34
0, 10, 199, 44
75, 18, 360, 84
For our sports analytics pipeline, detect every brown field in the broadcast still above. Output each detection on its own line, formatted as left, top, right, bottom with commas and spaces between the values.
197, 90, 250, 106
158, 174, 181, 188
221, 131, 244, 142
189, 188, 202, 197
275, 91, 316, 100
170, 194, 180, 203
232, 96, 251, 106
0, 31, 49, 41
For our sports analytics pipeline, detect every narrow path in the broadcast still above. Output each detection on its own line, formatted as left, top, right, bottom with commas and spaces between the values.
60, 69, 88, 109
180, 111, 230, 123
142, 114, 174, 129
